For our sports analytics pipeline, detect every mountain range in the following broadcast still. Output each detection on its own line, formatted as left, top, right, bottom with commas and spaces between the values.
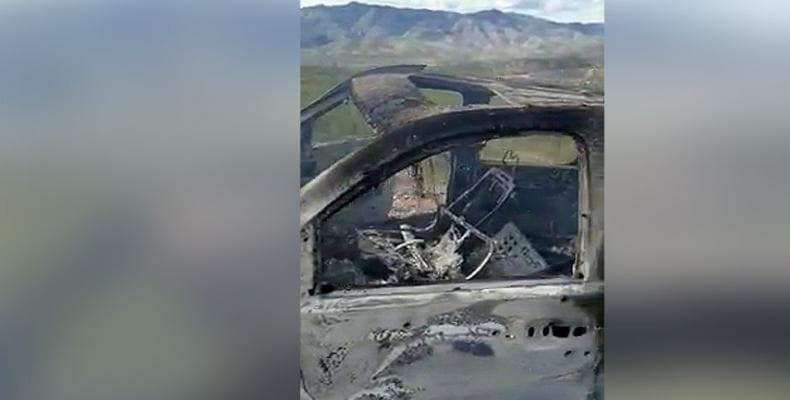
301, 2, 603, 67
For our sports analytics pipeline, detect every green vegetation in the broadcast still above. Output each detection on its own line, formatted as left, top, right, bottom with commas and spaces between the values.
419, 89, 463, 106
479, 135, 578, 166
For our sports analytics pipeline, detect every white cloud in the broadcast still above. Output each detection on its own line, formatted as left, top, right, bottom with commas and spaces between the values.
300, 0, 603, 23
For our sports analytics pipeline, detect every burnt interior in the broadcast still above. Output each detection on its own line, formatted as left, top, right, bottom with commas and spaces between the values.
315, 138, 580, 292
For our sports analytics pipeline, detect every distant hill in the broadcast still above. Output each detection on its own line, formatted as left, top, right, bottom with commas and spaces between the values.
301, 2, 603, 66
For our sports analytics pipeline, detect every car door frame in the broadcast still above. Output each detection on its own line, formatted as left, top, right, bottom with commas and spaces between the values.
301, 106, 602, 290
299, 105, 603, 400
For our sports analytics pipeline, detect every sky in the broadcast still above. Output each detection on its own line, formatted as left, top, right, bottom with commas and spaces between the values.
300, 0, 604, 23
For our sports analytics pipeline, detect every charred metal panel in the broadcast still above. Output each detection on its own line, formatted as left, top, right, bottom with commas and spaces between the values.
582, 126, 604, 280
301, 282, 602, 400
311, 138, 376, 177
349, 74, 436, 135
302, 225, 318, 301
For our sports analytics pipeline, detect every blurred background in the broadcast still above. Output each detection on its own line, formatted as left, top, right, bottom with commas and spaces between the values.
0, 2, 299, 400
2, 1, 790, 399
607, 0, 790, 398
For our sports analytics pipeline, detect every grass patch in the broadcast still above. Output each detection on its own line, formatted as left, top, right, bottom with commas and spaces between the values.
479, 135, 578, 166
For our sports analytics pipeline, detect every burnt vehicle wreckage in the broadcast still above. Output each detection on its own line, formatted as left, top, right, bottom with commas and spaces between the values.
300, 65, 603, 400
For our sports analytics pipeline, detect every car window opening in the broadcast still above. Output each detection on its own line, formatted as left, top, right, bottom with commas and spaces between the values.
317, 134, 580, 292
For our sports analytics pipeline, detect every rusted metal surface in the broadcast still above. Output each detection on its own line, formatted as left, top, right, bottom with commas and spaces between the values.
301, 282, 602, 400
300, 66, 603, 400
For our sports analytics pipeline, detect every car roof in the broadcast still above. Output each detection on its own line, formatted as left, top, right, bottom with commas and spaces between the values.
300, 66, 603, 227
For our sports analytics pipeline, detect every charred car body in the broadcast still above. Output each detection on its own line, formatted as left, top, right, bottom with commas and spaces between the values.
300, 65, 603, 400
